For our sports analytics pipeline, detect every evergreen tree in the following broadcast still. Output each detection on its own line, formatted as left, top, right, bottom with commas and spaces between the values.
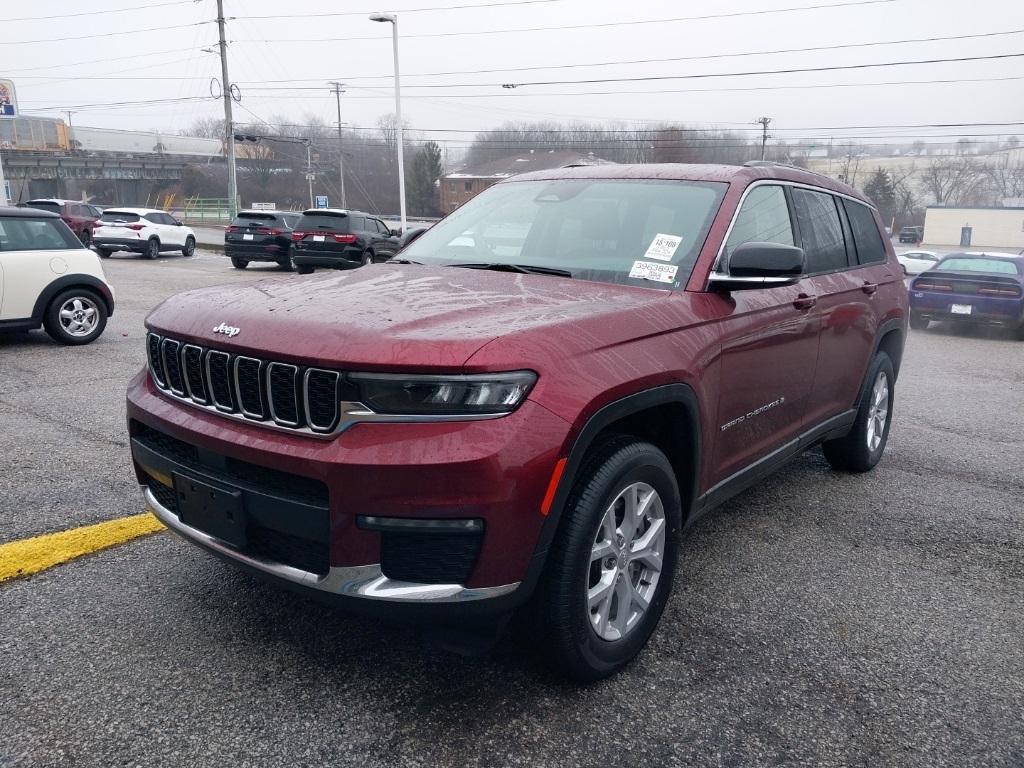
863, 168, 896, 227
409, 141, 444, 216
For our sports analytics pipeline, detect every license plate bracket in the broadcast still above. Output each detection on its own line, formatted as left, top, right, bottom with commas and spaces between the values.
950, 303, 973, 315
173, 472, 247, 548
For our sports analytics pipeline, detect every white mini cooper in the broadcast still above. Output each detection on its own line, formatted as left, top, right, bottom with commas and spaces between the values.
0, 206, 115, 345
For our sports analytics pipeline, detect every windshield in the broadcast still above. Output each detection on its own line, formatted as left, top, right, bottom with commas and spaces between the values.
24, 201, 62, 214
936, 257, 1021, 275
401, 178, 726, 288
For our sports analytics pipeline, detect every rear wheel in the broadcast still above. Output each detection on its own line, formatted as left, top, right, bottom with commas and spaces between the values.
361, 251, 374, 266
539, 437, 681, 682
296, 264, 314, 275
278, 247, 295, 271
79, 229, 92, 247
822, 352, 894, 472
43, 288, 108, 346
181, 236, 196, 257
230, 257, 249, 269
909, 312, 929, 330
96, 248, 111, 259
145, 238, 160, 259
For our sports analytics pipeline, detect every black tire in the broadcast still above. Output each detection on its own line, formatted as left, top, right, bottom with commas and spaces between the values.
901, 264, 907, 276
822, 352, 895, 473
79, 229, 92, 247
538, 437, 681, 682
96, 248, 112, 259
181, 236, 196, 257
278, 247, 295, 271
230, 257, 249, 269
361, 251, 374, 266
43, 287, 108, 346
145, 238, 160, 259
296, 264, 314, 275
909, 312, 929, 331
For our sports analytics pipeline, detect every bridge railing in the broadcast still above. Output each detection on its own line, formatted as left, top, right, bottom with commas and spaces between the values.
180, 197, 238, 223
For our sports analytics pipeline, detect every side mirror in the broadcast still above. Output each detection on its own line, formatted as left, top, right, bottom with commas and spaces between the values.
708, 242, 804, 291
390, 228, 401, 237
174, 219, 183, 226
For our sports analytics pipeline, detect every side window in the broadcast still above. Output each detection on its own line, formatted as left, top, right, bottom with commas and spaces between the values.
0, 218, 80, 251
144, 213, 164, 225
87, 206, 102, 218
842, 199, 887, 265
723, 185, 794, 267
163, 213, 179, 225
791, 189, 849, 273
376, 219, 390, 235
350, 215, 365, 231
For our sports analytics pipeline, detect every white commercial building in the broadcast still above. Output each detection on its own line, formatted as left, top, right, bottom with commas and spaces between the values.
923, 206, 1024, 250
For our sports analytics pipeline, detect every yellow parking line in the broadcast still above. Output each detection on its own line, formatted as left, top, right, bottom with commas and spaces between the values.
0, 513, 165, 583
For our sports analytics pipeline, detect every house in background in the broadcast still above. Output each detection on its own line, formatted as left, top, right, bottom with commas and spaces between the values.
440, 150, 615, 214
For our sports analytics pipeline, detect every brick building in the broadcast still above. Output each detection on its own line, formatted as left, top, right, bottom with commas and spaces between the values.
440, 150, 614, 214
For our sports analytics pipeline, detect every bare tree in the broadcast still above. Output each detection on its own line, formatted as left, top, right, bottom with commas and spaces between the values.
984, 155, 1024, 203
919, 157, 987, 205
183, 117, 226, 139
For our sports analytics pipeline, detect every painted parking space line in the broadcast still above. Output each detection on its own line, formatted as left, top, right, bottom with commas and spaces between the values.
0, 513, 165, 584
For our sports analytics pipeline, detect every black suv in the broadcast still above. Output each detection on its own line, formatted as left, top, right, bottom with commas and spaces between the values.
224, 210, 301, 270
290, 209, 401, 274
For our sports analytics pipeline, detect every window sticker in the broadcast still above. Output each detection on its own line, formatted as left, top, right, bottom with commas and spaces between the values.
642, 233, 683, 262
629, 260, 678, 283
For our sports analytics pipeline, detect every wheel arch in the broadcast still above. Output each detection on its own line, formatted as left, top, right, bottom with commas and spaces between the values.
520, 384, 703, 600
31, 274, 115, 321
854, 317, 905, 410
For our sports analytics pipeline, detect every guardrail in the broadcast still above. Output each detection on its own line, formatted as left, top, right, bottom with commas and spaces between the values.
180, 197, 238, 223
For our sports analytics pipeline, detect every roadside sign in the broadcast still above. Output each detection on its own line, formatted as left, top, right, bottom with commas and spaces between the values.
314, 195, 329, 209
0, 79, 18, 117
250, 202, 276, 210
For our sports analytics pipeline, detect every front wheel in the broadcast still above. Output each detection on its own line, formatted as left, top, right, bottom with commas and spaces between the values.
538, 437, 681, 682
230, 257, 248, 269
181, 236, 196, 257
822, 352, 895, 472
145, 238, 160, 259
909, 312, 929, 330
43, 288, 108, 346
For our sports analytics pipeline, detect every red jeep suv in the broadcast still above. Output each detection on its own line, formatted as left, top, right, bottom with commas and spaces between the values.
128, 162, 907, 680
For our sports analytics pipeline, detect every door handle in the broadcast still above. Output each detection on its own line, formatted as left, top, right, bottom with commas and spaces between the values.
793, 293, 817, 311
862, 282, 878, 295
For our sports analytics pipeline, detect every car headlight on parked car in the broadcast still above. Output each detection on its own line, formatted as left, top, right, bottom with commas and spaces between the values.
348, 371, 536, 415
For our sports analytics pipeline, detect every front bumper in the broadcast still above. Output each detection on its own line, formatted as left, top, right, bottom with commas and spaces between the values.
128, 369, 570, 612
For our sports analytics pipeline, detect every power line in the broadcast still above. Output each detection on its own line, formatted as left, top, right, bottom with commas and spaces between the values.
6, 0, 194, 22
232, 28, 1024, 83
0, 47, 213, 74
236, 0, 564, 19
4, 20, 212, 45
236, 0, 896, 43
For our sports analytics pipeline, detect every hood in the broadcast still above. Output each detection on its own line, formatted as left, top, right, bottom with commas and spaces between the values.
145, 264, 671, 370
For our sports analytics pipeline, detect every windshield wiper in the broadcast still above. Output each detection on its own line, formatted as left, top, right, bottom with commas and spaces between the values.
446, 262, 573, 278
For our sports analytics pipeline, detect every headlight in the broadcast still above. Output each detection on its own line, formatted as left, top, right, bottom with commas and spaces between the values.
348, 371, 536, 415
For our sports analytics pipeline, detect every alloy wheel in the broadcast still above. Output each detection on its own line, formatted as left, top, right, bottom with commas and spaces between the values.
587, 481, 666, 642
866, 370, 889, 452
58, 296, 100, 338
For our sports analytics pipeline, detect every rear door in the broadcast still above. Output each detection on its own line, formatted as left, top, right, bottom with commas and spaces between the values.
373, 218, 399, 256
709, 184, 822, 483
798, 191, 889, 428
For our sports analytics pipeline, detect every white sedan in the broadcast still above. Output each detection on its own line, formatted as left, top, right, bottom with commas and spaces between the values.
896, 250, 940, 275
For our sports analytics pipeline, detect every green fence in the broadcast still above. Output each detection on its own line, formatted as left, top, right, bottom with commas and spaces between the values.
180, 197, 238, 223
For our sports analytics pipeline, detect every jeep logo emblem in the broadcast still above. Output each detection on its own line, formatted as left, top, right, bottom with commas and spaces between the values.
212, 322, 240, 338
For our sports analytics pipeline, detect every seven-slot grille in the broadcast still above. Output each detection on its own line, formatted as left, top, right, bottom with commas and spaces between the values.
146, 332, 342, 434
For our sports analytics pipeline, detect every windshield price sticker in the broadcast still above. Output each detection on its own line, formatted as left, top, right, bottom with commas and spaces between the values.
642, 233, 683, 262
629, 260, 678, 283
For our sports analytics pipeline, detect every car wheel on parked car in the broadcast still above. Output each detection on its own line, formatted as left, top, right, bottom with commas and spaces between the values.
822, 352, 895, 473
182, 236, 196, 257
145, 238, 160, 259
231, 257, 248, 269
96, 248, 111, 259
43, 288, 108, 346
278, 246, 295, 271
296, 264, 314, 275
79, 230, 92, 248
539, 437, 681, 682
361, 251, 374, 266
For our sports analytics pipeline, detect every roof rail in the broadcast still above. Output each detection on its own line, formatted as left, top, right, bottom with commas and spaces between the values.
743, 159, 832, 179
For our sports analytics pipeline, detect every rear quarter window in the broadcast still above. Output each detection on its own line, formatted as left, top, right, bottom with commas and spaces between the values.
0, 216, 83, 251
843, 200, 887, 264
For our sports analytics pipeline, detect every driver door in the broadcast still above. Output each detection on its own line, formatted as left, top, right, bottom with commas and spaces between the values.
706, 184, 822, 485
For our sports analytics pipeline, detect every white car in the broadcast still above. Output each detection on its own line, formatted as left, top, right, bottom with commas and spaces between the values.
93, 207, 196, 260
896, 249, 940, 275
0, 206, 114, 345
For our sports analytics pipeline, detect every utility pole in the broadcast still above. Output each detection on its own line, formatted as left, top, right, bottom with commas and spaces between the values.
329, 82, 347, 208
305, 140, 314, 208
756, 116, 772, 161
215, 0, 238, 218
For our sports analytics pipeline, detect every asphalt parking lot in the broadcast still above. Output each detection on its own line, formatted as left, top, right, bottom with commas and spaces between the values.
2, 249, 1023, 767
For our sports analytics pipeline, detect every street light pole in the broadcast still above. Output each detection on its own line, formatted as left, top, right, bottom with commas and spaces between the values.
370, 13, 406, 232
216, 0, 238, 218
305, 140, 314, 208
329, 81, 347, 208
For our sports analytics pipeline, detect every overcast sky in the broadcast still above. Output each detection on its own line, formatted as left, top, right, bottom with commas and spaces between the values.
3, 0, 1022, 151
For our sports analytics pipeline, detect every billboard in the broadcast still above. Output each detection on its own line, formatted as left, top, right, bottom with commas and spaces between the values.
0, 79, 18, 118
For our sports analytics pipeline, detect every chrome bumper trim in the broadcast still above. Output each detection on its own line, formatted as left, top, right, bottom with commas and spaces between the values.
143, 485, 519, 603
